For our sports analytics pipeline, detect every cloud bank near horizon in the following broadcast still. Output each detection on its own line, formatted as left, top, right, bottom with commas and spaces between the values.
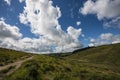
0, 0, 83, 53
0, 0, 120, 53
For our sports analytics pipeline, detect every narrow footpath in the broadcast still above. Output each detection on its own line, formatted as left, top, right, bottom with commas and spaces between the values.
0, 56, 33, 79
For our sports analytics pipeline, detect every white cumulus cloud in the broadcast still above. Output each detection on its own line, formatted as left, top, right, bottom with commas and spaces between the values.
104, 17, 120, 29
19, 0, 25, 3
89, 33, 120, 46
0, 21, 22, 39
19, 0, 83, 52
67, 26, 82, 40
80, 0, 120, 20
0, 0, 84, 53
4, 0, 11, 5
80, 0, 120, 29
76, 21, 81, 26
0, 17, 5, 21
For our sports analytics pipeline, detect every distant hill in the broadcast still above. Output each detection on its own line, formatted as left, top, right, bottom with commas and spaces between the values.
72, 46, 93, 53
66, 43, 120, 66
0, 43, 120, 80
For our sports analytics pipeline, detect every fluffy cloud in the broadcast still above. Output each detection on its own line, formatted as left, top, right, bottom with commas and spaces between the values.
0, 21, 22, 51
89, 33, 120, 46
67, 26, 82, 40
100, 33, 120, 44
19, 0, 25, 3
0, 27, 82, 53
19, 0, 61, 36
0, 17, 5, 21
80, 0, 120, 29
0, 21, 22, 39
76, 21, 81, 26
19, 0, 83, 52
80, 0, 120, 20
104, 17, 120, 29
0, 36, 54, 53
4, 0, 11, 5
0, 0, 83, 53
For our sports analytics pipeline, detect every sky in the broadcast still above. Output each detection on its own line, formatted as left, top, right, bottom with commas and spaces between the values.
0, 0, 120, 53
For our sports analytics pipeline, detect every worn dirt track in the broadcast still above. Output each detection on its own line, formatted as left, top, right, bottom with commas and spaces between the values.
0, 56, 33, 76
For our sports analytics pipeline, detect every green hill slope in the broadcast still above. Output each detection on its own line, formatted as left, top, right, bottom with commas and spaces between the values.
0, 48, 32, 66
0, 43, 120, 80
66, 43, 120, 66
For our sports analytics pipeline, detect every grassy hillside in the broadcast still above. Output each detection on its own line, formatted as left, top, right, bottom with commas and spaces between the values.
66, 43, 120, 66
0, 48, 32, 66
0, 43, 120, 80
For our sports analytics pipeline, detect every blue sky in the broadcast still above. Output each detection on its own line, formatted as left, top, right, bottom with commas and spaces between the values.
0, 0, 120, 53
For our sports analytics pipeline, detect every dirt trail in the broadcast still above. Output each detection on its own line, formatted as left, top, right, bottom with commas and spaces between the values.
0, 56, 33, 76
